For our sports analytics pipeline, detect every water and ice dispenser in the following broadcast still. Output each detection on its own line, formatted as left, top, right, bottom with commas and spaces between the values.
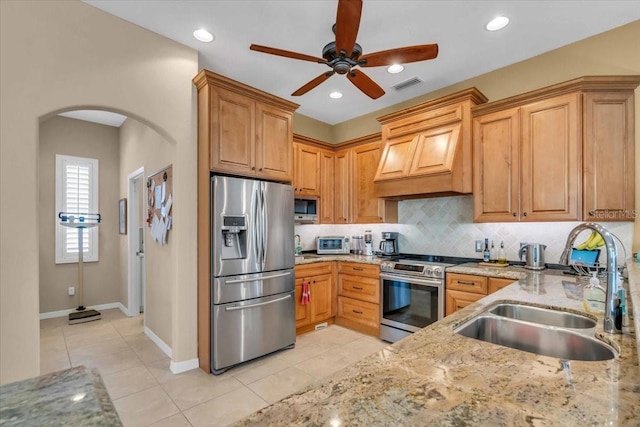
220, 215, 247, 259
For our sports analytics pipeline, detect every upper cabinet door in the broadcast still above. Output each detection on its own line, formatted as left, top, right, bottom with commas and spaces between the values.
320, 150, 335, 224
294, 144, 321, 196
255, 103, 293, 182
473, 108, 520, 222
583, 92, 635, 221
211, 87, 255, 175
351, 141, 385, 224
333, 149, 351, 224
520, 93, 580, 222
374, 135, 415, 181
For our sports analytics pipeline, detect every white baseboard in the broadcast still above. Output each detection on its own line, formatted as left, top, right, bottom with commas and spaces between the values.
40, 302, 128, 320
143, 326, 172, 358
170, 358, 199, 374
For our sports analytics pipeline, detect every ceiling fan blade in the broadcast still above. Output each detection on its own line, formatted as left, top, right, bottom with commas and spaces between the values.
335, 0, 362, 56
292, 71, 335, 96
346, 69, 385, 99
250, 44, 326, 64
360, 44, 439, 67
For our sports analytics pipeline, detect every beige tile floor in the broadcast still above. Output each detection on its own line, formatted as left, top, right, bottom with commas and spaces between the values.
40, 309, 388, 427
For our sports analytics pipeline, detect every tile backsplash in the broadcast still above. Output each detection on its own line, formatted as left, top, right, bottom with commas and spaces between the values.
294, 195, 633, 267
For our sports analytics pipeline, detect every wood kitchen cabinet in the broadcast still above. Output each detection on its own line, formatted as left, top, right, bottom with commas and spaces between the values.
295, 262, 335, 334
473, 93, 580, 222
472, 76, 640, 223
319, 149, 335, 223
194, 70, 298, 182
583, 90, 636, 221
292, 134, 397, 225
333, 149, 351, 224
445, 272, 517, 316
293, 142, 321, 196
335, 262, 380, 336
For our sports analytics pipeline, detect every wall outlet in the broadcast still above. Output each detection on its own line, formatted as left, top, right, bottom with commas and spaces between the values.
475, 240, 483, 252
68, 286, 75, 296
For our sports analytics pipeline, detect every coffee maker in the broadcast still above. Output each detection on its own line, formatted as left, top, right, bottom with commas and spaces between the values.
379, 232, 399, 256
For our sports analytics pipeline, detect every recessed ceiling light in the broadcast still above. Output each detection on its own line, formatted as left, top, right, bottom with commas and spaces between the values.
193, 29, 214, 43
387, 64, 404, 74
485, 16, 510, 31
329, 91, 343, 99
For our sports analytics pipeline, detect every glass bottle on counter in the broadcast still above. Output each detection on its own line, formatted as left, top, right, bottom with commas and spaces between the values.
483, 238, 490, 262
498, 241, 507, 264
489, 240, 497, 262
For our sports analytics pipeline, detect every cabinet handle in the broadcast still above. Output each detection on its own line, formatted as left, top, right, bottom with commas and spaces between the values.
352, 286, 363, 290
259, 168, 263, 171
457, 281, 476, 286
523, 212, 528, 217
313, 280, 316, 284
352, 267, 363, 271
512, 212, 517, 217
352, 310, 363, 315
589, 210, 595, 216
251, 166, 256, 171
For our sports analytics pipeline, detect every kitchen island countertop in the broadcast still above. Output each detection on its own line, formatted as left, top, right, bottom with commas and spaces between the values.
0, 365, 122, 426
234, 260, 640, 426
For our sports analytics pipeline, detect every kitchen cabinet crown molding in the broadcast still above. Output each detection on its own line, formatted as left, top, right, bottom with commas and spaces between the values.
377, 87, 488, 125
472, 75, 640, 116
193, 69, 299, 112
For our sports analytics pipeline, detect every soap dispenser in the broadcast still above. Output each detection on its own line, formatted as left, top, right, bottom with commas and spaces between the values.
583, 272, 606, 313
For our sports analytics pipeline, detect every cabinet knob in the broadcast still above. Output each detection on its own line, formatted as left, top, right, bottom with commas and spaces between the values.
259, 168, 263, 171
512, 212, 517, 217
589, 210, 595, 216
251, 166, 256, 171
523, 212, 528, 217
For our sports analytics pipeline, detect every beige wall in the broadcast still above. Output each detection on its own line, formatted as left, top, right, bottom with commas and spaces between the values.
0, 0, 198, 384
119, 118, 175, 346
292, 113, 335, 143
39, 116, 121, 313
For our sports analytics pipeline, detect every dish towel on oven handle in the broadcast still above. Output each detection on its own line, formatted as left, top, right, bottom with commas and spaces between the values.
301, 279, 311, 305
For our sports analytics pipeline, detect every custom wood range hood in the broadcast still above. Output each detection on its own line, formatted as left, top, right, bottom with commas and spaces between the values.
373, 88, 488, 199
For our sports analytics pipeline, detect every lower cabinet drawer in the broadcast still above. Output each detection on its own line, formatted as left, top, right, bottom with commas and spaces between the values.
338, 275, 380, 303
337, 296, 379, 329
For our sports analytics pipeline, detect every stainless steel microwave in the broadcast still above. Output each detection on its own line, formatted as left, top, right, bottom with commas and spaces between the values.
294, 197, 317, 223
317, 236, 350, 254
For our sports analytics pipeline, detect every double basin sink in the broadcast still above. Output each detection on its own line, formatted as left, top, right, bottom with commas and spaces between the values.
455, 303, 617, 361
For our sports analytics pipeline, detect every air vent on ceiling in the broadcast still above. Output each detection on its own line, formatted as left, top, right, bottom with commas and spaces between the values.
393, 77, 423, 91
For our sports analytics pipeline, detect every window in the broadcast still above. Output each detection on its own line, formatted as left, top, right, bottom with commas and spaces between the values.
55, 155, 99, 263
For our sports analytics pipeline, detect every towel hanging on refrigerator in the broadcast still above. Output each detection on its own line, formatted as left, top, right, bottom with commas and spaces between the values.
301, 279, 311, 305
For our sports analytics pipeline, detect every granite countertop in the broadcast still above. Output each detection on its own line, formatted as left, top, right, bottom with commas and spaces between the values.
447, 262, 530, 280
294, 254, 384, 266
235, 260, 640, 426
0, 365, 122, 426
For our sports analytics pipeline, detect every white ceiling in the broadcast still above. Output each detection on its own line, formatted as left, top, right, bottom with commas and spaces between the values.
59, 110, 127, 127
84, 1, 640, 125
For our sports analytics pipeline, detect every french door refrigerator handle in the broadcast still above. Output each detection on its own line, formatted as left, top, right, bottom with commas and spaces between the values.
253, 185, 262, 265
223, 271, 291, 285
224, 293, 292, 311
260, 183, 267, 269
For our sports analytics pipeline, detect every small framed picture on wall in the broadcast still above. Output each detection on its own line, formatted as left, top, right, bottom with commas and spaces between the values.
119, 198, 127, 235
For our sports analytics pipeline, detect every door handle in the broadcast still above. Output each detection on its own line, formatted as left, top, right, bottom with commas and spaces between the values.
225, 294, 291, 311
224, 271, 291, 285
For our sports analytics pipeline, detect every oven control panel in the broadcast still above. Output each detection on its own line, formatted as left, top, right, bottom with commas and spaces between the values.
380, 260, 449, 279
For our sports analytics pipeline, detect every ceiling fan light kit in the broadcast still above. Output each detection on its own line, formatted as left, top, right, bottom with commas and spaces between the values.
249, 0, 438, 99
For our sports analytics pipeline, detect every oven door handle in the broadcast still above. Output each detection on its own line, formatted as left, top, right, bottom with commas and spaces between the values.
380, 273, 443, 287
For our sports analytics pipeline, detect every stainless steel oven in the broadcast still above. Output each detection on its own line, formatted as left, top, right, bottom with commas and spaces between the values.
379, 260, 451, 343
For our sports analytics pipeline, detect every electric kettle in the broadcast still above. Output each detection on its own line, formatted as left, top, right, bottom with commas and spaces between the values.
518, 243, 547, 270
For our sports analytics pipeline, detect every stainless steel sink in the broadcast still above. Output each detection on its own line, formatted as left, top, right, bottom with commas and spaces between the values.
455, 315, 616, 361
489, 303, 596, 329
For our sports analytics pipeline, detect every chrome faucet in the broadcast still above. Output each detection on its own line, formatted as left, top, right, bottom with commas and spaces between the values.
559, 222, 619, 333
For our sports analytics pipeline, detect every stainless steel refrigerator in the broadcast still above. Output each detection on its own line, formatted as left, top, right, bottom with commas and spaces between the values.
210, 175, 295, 374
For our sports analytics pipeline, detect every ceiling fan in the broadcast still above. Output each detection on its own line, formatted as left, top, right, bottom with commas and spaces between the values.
249, 0, 438, 99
